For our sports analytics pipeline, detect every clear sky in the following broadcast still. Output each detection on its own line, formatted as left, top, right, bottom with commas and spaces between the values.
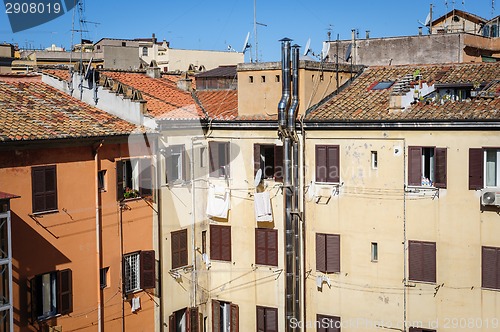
0, 0, 498, 62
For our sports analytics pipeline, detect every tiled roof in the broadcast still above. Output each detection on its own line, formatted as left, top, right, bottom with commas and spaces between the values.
0, 191, 20, 200
0, 75, 145, 142
195, 65, 237, 78
44, 68, 71, 81
101, 71, 204, 120
306, 62, 500, 122
195, 90, 238, 120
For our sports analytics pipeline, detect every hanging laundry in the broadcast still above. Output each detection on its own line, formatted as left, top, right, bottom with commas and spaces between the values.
131, 297, 141, 313
206, 186, 230, 219
254, 191, 273, 222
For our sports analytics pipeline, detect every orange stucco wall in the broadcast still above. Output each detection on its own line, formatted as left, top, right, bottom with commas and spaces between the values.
0, 141, 156, 332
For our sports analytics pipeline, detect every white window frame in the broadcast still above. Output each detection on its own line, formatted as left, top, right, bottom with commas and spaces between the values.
123, 159, 140, 191
421, 147, 435, 185
371, 151, 378, 170
484, 149, 500, 188
124, 252, 140, 294
170, 145, 183, 182
371, 242, 378, 262
38, 272, 57, 320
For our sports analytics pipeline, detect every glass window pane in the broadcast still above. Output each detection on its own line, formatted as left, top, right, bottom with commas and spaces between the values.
486, 150, 497, 187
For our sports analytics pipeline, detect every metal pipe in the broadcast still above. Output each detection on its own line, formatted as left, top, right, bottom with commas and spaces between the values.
292, 140, 300, 327
287, 45, 300, 133
278, 38, 292, 133
284, 137, 295, 330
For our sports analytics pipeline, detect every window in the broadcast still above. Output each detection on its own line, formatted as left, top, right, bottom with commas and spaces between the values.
371, 242, 378, 262
275, 75, 280, 83
371, 151, 378, 169
116, 158, 152, 200
371, 81, 394, 90
200, 146, 206, 168
100, 267, 109, 289
468, 148, 500, 190
408, 240, 436, 283
315, 145, 340, 183
121, 41, 126, 47
98, 170, 106, 191
123, 250, 155, 294
142, 47, 148, 56
202, 230, 207, 254
31, 165, 57, 213
212, 300, 239, 332
30, 269, 72, 321
249, 76, 254, 83
169, 307, 200, 332
316, 314, 341, 332
210, 225, 231, 262
254, 144, 283, 181
255, 228, 278, 266
482, 246, 500, 290
209, 142, 230, 178
408, 146, 447, 188
316, 233, 340, 273
171, 229, 188, 269
166, 145, 188, 183
261, 75, 266, 83
256, 306, 278, 332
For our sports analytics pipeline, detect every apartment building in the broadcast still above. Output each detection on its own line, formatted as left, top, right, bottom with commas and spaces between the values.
0, 74, 159, 332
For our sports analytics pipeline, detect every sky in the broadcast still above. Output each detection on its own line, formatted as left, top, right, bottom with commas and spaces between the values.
0, 0, 498, 62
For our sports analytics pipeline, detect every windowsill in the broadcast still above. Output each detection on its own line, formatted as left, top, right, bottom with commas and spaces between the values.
37, 313, 61, 322
407, 280, 436, 285
255, 263, 278, 268
317, 270, 340, 275
315, 182, 340, 185
481, 287, 500, 292
124, 288, 142, 296
210, 259, 232, 263
31, 209, 59, 217
122, 197, 143, 202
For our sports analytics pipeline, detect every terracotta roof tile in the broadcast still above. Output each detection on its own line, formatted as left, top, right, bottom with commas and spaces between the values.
195, 89, 238, 120
306, 62, 500, 122
0, 75, 147, 142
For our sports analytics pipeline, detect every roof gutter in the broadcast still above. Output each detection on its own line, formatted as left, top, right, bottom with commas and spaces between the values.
303, 120, 500, 130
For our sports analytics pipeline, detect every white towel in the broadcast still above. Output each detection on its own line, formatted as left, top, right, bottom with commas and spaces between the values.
316, 276, 323, 289
206, 186, 230, 219
254, 191, 272, 222
131, 297, 141, 313
322, 275, 331, 287
202, 253, 211, 268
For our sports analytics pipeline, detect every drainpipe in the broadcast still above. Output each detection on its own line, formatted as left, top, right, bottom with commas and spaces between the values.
278, 38, 292, 135
94, 140, 104, 332
155, 139, 165, 331
191, 138, 197, 309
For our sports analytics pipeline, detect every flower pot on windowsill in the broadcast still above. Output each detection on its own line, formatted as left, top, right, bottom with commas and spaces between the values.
123, 188, 140, 200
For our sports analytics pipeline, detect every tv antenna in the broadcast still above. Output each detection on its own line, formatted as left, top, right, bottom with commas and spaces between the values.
253, 0, 267, 62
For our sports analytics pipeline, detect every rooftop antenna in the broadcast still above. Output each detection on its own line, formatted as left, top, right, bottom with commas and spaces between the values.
303, 38, 311, 56
320, 41, 330, 61
253, 0, 267, 62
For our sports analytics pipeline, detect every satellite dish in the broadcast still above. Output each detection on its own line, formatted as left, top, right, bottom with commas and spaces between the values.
345, 43, 352, 61
84, 56, 93, 79
424, 12, 431, 26
242, 32, 251, 53
320, 42, 330, 60
303, 38, 311, 56
254, 168, 262, 187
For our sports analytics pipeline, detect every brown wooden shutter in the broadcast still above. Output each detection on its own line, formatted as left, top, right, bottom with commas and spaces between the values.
116, 160, 124, 201
316, 233, 326, 273
316, 145, 327, 182
172, 229, 187, 269
210, 225, 221, 261
209, 142, 219, 177
268, 229, 278, 266
255, 229, 267, 265
212, 300, 221, 332
482, 246, 498, 289
169, 314, 175, 332
256, 306, 265, 332
188, 307, 199, 332
139, 158, 152, 197
44, 166, 57, 211
469, 148, 484, 190
58, 269, 73, 315
434, 148, 447, 188
326, 234, 340, 273
140, 250, 156, 289
408, 146, 422, 186
422, 242, 436, 283
266, 307, 278, 332
32, 166, 57, 213
254, 144, 261, 176
316, 315, 326, 332
221, 226, 232, 262
327, 146, 340, 183
409, 328, 423, 332
230, 303, 239, 332
29, 276, 39, 322
180, 229, 188, 267
409, 241, 423, 282
274, 145, 283, 182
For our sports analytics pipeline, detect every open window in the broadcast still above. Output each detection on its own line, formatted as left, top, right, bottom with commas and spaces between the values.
254, 144, 283, 181
169, 307, 201, 332
165, 145, 189, 183
408, 146, 447, 188
212, 300, 239, 332
209, 142, 230, 178
116, 158, 152, 200
30, 269, 72, 321
123, 250, 156, 294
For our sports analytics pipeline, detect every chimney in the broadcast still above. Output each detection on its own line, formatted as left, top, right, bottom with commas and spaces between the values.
146, 66, 161, 79
177, 72, 192, 92
365, 30, 370, 39
419, 27, 423, 35
152, 33, 157, 44
388, 94, 403, 113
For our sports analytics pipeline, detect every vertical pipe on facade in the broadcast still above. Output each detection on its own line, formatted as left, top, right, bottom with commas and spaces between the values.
191, 138, 197, 309
403, 141, 407, 332
155, 140, 165, 331
284, 137, 295, 330
290, 44, 301, 328
94, 142, 104, 332
278, 38, 292, 133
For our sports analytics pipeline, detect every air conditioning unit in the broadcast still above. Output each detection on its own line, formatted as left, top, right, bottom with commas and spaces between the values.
481, 189, 500, 206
